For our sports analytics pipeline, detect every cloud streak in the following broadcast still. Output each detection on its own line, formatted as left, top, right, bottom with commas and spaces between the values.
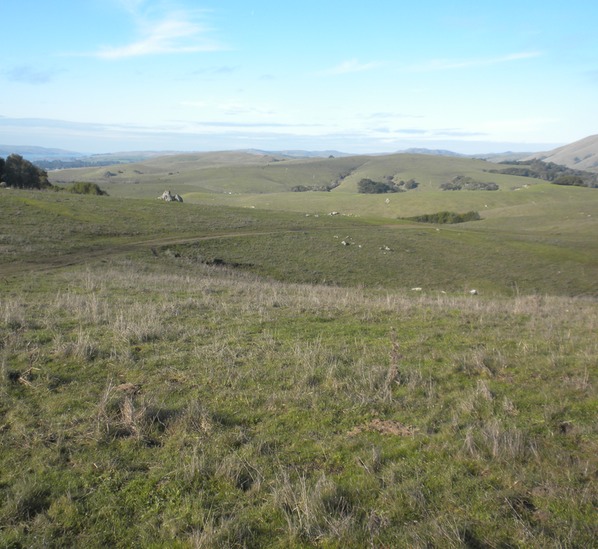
90, 3, 225, 59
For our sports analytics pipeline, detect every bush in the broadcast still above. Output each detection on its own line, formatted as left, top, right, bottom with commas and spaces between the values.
357, 178, 400, 194
440, 176, 498, 191
67, 182, 109, 196
406, 211, 481, 224
552, 175, 586, 187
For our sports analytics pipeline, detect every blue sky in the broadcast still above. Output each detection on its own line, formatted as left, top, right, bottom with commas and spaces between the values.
1, 0, 597, 154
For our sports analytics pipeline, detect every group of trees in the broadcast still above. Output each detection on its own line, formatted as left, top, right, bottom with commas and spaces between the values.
440, 176, 499, 191
0, 154, 52, 189
357, 178, 400, 194
487, 159, 598, 188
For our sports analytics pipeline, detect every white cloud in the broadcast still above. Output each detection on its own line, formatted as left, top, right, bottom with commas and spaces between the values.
90, 3, 225, 59
97, 15, 222, 58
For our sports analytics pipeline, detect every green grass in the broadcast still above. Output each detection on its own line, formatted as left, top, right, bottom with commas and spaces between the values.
1, 189, 596, 296
1, 256, 596, 547
0, 173, 597, 547
50, 152, 537, 199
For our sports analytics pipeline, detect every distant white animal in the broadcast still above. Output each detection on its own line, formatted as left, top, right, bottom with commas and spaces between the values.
469, 289, 478, 295
411, 287, 422, 291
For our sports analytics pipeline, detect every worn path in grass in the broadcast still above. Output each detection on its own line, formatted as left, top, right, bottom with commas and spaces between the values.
0, 224, 420, 277
0, 231, 286, 277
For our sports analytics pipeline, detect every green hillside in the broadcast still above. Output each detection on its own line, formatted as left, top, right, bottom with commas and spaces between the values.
3, 152, 597, 547
2, 187, 597, 296
50, 152, 537, 199
0, 186, 596, 547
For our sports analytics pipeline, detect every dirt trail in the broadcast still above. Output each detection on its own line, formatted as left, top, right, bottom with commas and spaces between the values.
0, 230, 282, 277
0, 222, 419, 278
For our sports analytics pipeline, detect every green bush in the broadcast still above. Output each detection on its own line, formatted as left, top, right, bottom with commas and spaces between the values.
358, 178, 400, 194
440, 176, 498, 191
67, 182, 109, 196
406, 210, 481, 224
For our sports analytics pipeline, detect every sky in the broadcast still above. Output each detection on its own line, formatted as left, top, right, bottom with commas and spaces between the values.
1, 0, 597, 155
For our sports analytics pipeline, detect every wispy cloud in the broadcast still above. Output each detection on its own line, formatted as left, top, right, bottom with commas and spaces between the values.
408, 51, 542, 72
90, 2, 225, 59
97, 16, 222, 59
4, 65, 56, 84
320, 59, 384, 75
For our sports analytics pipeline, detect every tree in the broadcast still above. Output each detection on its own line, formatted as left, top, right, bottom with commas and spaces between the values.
357, 178, 400, 194
2, 154, 51, 189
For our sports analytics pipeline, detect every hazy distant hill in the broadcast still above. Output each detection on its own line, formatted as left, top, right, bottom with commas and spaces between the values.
0, 144, 84, 161
527, 134, 598, 172
399, 148, 463, 157
242, 149, 351, 158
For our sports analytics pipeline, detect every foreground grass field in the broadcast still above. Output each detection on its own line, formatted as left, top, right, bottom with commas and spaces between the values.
1, 256, 596, 547
0, 187, 597, 547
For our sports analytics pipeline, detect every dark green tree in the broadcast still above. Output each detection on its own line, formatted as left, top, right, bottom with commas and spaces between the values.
2, 154, 51, 189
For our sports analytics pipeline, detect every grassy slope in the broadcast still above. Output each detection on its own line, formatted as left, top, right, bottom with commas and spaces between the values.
1, 165, 597, 546
1, 190, 597, 296
1, 253, 596, 548
49, 153, 534, 198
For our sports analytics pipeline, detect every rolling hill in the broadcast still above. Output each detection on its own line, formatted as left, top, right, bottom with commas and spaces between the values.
527, 134, 598, 172
1, 139, 597, 546
49, 151, 545, 200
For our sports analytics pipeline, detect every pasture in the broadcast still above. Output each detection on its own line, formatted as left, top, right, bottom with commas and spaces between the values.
1, 153, 597, 547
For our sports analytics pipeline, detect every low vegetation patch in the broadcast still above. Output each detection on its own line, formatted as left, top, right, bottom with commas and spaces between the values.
357, 178, 401, 194
67, 182, 109, 195
405, 210, 481, 224
440, 176, 499, 191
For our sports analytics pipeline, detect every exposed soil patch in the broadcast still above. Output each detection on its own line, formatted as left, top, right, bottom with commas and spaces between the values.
348, 419, 418, 437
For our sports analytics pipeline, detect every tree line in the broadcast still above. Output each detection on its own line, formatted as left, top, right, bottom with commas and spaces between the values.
487, 159, 598, 188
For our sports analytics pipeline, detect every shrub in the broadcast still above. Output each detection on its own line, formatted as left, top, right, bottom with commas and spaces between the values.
440, 176, 498, 191
358, 178, 400, 194
552, 175, 586, 187
67, 182, 109, 196
406, 211, 481, 224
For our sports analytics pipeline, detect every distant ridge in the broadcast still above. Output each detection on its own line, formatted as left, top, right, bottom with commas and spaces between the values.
242, 149, 352, 159
0, 144, 84, 161
399, 148, 463, 157
526, 134, 598, 172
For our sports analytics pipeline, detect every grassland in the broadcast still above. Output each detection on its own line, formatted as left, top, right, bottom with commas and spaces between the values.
2, 153, 597, 547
